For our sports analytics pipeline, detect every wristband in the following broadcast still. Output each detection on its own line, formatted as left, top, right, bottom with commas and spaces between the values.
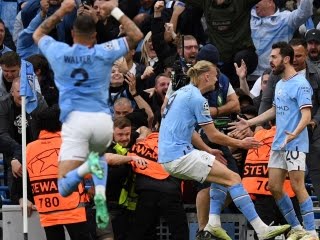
111, 7, 124, 21
132, 93, 139, 98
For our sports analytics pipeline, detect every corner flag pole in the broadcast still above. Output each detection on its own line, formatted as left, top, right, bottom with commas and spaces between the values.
21, 96, 28, 240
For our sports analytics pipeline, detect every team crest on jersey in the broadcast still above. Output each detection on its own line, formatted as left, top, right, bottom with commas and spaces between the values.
202, 101, 210, 116
103, 40, 120, 51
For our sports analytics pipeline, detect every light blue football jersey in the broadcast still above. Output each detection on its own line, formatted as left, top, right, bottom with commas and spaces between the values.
158, 84, 213, 163
272, 74, 313, 152
38, 36, 128, 122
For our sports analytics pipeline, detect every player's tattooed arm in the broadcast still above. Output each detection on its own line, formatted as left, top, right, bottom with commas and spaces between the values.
99, 0, 143, 49
33, 0, 75, 44
119, 16, 144, 50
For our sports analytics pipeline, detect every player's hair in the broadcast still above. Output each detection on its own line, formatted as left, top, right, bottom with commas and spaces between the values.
113, 117, 131, 129
272, 41, 294, 65
0, 51, 21, 67
187, 60, 214, 86
73, 15, 96, 35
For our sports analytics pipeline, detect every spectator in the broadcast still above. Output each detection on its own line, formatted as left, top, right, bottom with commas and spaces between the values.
12, 1, 28, 46
138, 31, 162, 89
124, 49, 147, 94
305, 28, 320, 67
21, 0, 77, 44
113, 97, 134, 118
0, 77, 47, 198
78, 0, 120, 43
0, 133, 22, 179
235, 59, 272, 110
0, 19, 13, 56
109, 65, 134, 108
142, 73, 170, 125
17, 0, 49, 59
185, 0, 259, 87
97, 117, 145, 240
26, 54, 59, 107
110, 67, 154, 126
0, 52, 20, 101
250, 0, 313, 79
114, 99, 150, 131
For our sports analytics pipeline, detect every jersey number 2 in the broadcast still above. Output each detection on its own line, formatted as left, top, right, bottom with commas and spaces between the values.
71, 68, 89, 87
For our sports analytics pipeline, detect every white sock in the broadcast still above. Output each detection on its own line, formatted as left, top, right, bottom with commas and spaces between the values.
292, 225, 303, 231
250, 217, 268, 234
306, 230, 317, 236
95, 185, 106, 198
77, 161, 89, 177
206, 214, 221, 228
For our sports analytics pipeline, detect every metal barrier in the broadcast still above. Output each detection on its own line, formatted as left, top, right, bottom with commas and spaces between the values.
5, 205, 320, 239
2, 205, 70, 240
157, 212, 247, 240
2, 205, 248, 240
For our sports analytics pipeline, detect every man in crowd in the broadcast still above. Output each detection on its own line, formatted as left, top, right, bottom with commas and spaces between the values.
0, 19, 12, 56
184, 0, 259, 87
250, 0, 313, 79
0, 52, 20, 100
305, 28, 320, 68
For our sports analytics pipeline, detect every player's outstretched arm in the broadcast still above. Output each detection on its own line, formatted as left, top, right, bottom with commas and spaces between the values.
33, 0, 75, 44
229, 106, 276, 132
201, 123, 262, 150
99, 0, 143, 49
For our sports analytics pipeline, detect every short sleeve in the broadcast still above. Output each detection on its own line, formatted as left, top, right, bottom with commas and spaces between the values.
297, 81, 313, 109
38, 35, 68, 62
192, 97, 213, 126
227, 83, 235, 96
97, 37, 129, 62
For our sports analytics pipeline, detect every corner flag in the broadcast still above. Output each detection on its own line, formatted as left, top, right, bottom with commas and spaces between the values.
20, 60, 37, 114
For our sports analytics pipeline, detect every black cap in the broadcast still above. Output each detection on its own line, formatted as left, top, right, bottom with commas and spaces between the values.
196, 44, 220, 65
305, 29, 320, 43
